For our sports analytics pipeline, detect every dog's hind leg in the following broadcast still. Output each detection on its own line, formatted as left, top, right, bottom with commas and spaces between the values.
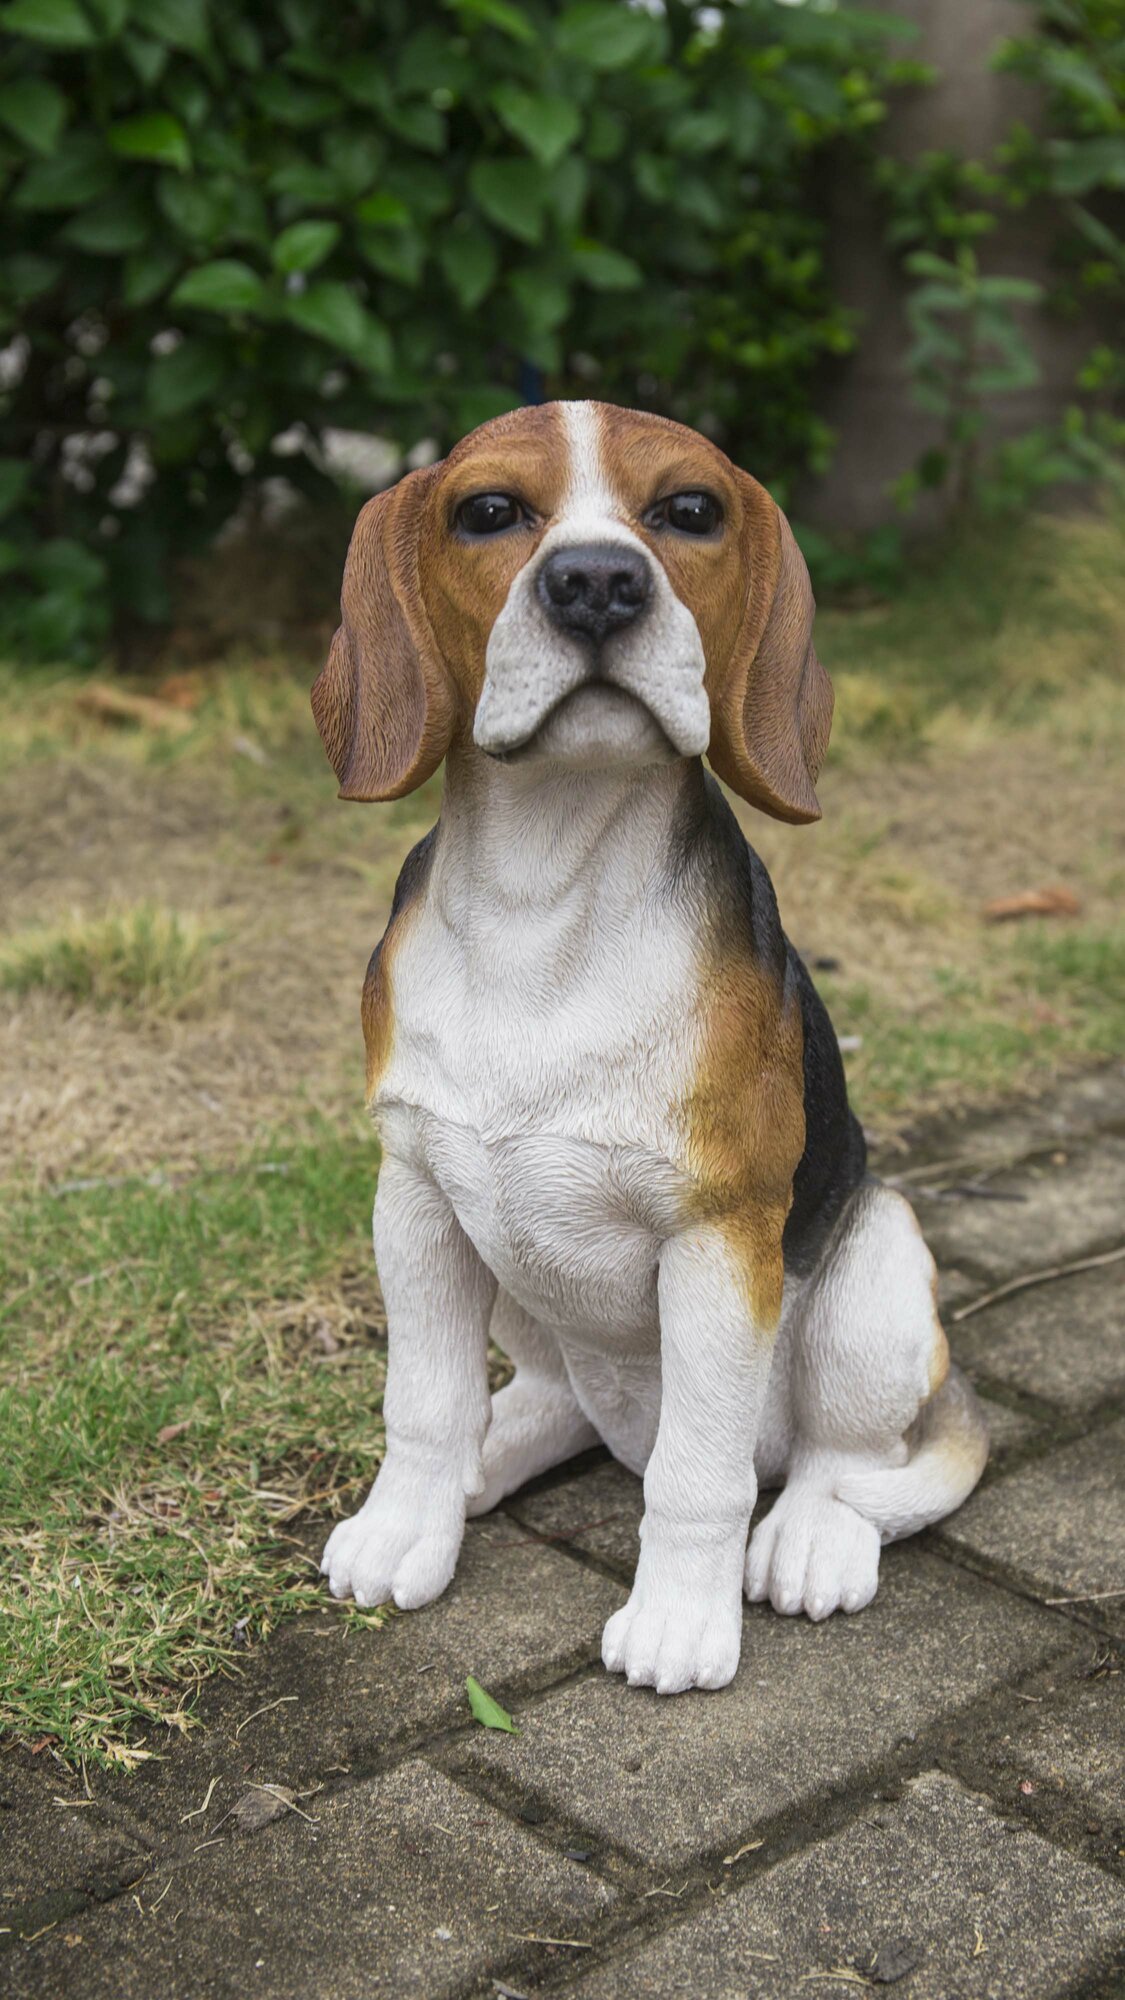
745, 1181, 988, 1620
466, 1293, 599, 1516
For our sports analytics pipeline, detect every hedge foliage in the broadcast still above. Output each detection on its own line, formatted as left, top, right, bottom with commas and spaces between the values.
0, 0, 921, 656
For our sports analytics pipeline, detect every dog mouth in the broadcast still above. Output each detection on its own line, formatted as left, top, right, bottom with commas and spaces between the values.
483, 684, 677, 766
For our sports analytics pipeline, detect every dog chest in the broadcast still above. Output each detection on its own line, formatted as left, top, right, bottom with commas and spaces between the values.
373, 901, 700, 1330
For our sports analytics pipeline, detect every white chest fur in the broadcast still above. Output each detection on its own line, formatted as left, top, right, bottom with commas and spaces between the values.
374, 755, 702, 1343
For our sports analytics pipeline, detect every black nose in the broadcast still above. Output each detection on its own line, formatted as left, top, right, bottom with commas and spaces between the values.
538, 543, 651, 644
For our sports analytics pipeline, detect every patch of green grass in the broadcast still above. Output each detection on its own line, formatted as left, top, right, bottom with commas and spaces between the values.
828, 923, 1125, 1123
0, 904, 215, 1017
0, 1123, 392, 1764
819, 508, 1125, 757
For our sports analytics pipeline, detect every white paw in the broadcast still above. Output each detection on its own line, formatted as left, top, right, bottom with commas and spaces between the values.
744, 1488, 880, 1620
601, 1588, 742, 1694
320, 1466, 465, 1611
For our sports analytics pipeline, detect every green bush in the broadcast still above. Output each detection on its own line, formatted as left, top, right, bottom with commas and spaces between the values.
0, 0, 920, 657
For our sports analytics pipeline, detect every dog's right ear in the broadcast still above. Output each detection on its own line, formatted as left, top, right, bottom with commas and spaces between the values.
312, 464, 455, 801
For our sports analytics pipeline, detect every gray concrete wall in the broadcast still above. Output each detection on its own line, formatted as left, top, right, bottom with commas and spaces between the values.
799, 0, 1091, 531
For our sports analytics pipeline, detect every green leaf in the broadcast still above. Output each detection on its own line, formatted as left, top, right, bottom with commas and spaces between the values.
469, 158, 546, 244
0, 79, 67, 154
134, 0, 209, 55
13, 132, 113, 209
356, 192, 411, 229
465, 1675, 518, 1732
272, 220, 340, 275
0, 459, 30, 519
358, 227, 425, 286
63, 190, 151, 253
571, 238, 641, 290
666, 109, 728, 156
510, 264, 569, 333
254, 74, 337, 129
0, 0, 96, 47
556, 1, 655, 70
491, 86, 582, 169
447, 0, 537, 46
86, 0, 127, 29
2, 253, 61, 300
147, 338, 226, 417
122, 241, 180, 306
384, 103, 446, 153
439, 225, 498, 310
284, 282, 392, 373
109, 113, 191, 171
171, 259, 266, 312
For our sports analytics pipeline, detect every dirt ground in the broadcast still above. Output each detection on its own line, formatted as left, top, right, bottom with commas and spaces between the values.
1, 704, 1119, 1185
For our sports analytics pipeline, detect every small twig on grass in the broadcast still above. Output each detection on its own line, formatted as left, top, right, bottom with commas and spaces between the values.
950, 1245, 1125, 1323
234, 1695, 298, 1737
1043, 1587, 1125, 1605
180, 1777, 220, 1823
505, 1931, 592, 1949
722, 1838, 764, 1865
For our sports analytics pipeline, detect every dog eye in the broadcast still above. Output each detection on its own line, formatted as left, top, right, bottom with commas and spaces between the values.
456, 492, 524, 536
648, 491, 722, 536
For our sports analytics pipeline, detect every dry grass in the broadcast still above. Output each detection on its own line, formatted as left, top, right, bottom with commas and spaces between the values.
0, 904, 216, 1017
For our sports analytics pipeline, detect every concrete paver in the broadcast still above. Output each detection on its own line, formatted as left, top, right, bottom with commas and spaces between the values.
117, 1517, 622, 1846
4, 1759, 616, 2000
938, 1418, 1125, 1628
915, 1138, 1125, 1286
558, 1770, 1125, 1999
980, 1670, 1125, 1848
448, 1550, 1081, 1871
952, 1259, 1124, 1411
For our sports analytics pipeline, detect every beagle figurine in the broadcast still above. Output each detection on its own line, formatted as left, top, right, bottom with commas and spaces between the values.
314, 401, 988, 1695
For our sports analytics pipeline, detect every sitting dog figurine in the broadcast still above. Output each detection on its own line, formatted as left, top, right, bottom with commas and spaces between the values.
314, 401, 988, 1694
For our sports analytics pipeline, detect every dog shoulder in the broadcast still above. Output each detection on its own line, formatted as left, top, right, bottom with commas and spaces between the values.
362, 825, 439, 1102
676, 776, 864, 1316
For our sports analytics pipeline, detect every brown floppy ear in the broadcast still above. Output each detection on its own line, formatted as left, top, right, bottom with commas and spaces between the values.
706, 475, 833, 825
311, 464, 455, 801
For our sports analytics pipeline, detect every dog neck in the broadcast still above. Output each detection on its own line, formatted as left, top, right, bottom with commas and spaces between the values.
432, 739, 704, 956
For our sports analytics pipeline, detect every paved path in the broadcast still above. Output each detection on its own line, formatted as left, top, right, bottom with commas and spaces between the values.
4, 1069, 1124, 1998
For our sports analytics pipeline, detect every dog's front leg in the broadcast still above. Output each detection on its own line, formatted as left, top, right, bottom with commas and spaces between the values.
602, 1224, 776, 1693
321, 1153, 496, 1611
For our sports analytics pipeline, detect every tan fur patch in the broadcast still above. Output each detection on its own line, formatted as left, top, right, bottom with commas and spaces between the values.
360, 865, 432, 1103
678, 934, 806, 1329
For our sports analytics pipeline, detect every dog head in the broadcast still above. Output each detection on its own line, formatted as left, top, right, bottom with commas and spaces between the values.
312, 401, 832, 823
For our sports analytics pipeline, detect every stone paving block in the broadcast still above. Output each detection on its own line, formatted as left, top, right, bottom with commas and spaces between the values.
557, 1771, 1125, 2000
952, 1260, 1125, 1412
986, 1673, 1125, 1836
0, 1753, 152, 1937
3, 1759, 615, 2000
893, 1064, 1125, 1179
510, 1459, 644, 1575
938, 1418, 1125, 1628
914, 1137, 1125, 1287
117, 1518, 621, 1850
448, 1549, 1080, 1872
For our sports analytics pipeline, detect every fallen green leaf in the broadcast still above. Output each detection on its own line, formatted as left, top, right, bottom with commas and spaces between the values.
465, 1675, 518, 1733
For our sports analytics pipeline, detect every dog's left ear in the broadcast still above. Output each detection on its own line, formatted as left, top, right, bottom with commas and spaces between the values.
312, 464, 455, 801
706, 476, 833, 825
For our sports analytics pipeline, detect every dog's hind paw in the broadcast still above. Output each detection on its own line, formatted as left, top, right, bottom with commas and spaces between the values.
320, 1466, 465, 1611
601, 1589, 741, 1695
744, 1487, 880, 1621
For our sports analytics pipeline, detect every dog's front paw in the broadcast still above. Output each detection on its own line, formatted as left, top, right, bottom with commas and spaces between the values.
320, 1465, 465, 1611
744, 1488, 880, 1620
601, 1588, 742, 1695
